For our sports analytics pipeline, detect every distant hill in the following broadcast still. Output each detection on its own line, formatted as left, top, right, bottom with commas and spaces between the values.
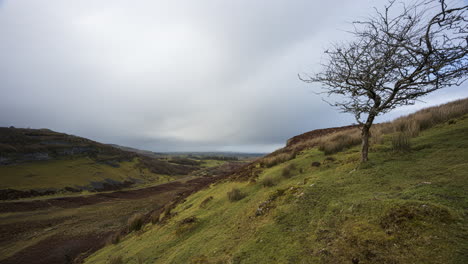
108, 144, 164, 159
0, 127, 200, 199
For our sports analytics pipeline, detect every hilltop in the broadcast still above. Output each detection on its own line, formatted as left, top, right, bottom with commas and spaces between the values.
83, 99, 468, 264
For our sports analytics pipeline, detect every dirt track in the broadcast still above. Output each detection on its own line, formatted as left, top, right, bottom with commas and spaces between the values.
0, 175, 225, 264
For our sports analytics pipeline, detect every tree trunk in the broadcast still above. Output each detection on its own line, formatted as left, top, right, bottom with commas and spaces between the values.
361, 124, 371, 162
360, 112, 376, 162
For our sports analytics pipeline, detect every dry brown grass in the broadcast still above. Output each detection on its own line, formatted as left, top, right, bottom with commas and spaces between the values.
260, 152, 295, 168
391, 98, 468, 134
245, 98, 468, 172
391, 132, 411, 152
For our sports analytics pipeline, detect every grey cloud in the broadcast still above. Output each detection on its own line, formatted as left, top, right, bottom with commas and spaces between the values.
1, 0, 467, 152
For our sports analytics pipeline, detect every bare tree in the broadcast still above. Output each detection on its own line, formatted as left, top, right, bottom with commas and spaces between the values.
301, 0, 467, 162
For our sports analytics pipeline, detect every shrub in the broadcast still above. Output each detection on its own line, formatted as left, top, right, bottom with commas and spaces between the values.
261, 176, 277, 187
128, 213, 144, 232
282, 163, 296, 178
227, 188, 245, 202
391, 133, 411, 152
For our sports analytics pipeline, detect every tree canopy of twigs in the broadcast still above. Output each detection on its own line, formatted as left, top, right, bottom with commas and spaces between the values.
300, 0, 467, 162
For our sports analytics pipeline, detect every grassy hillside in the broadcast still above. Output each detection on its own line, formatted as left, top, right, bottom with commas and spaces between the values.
0, 157, 173, 191
0, 128, 210, 199
85, 109, 468, 263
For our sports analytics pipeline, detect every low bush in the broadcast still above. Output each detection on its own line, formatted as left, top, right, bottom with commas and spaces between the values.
227, 188, 245, 202
261, 176, 277, 187
128, 213, 144, 232
282, 163, 296, 178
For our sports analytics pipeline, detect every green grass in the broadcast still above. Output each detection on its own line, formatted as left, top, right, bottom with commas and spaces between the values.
84, 116, 468, 264
0, 157, 172, 191
201, 159, 226, 168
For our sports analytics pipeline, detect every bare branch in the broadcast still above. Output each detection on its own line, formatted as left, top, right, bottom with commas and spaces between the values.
300, 0, 468, 161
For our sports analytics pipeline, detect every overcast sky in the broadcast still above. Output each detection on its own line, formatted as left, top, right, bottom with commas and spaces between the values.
1, 0, 467, 152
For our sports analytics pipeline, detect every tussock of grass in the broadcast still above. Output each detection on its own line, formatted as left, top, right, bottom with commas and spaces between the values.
391, 132, 411, 152
227, 188, 245, 202
107, 232, 121, 245
281, 163, 296, 178
127, 213, 144, 232
261, 176, 278, 187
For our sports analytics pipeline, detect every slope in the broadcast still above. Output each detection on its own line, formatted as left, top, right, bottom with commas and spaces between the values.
85, 102, 468, 264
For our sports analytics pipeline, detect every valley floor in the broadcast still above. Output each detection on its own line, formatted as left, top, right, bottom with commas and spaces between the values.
0, 175, 223, 264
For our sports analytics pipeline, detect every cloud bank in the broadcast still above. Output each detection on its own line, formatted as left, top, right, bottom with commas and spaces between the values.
1, 0, 467, 152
